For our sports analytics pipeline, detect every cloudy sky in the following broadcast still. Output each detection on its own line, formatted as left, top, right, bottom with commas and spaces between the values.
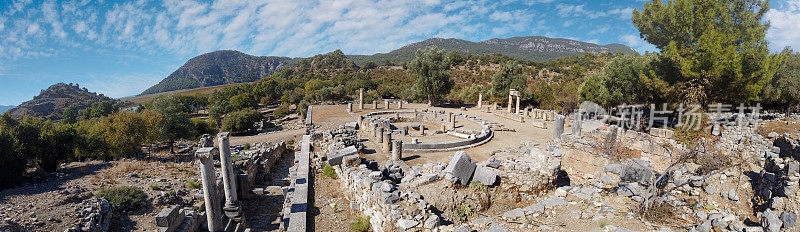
1, 0, 799, 106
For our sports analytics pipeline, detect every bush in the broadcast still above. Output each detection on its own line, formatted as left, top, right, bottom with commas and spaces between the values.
98, 186, 147, 211
453, 203, 473, 222
351, 215, 370, 232
0, 128, 25, 189
323, 163, 337, 179
149, 184, 161, 191
221, 109, 262, 133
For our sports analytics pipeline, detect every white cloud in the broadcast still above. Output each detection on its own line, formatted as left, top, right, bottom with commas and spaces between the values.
765, 4, 800, 52
620, 34, 656, 53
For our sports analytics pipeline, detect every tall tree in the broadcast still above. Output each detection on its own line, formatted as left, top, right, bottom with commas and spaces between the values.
491, 60, 528, 103
763, 49, 800, 112
408, 46, 453, 105
632, 0, 782, 104
149, 95, 194, 153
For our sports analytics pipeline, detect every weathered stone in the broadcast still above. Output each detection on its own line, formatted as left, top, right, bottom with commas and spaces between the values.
156, 206, 181, 227
487, 223, 510, 232
780, 212, 797, 228
327, 146, 358, 166
696, 220, 712, 232
502, 208, 524, 218
539, 196, 567, 208
762, 209, 782, 232
424, 215, 440, 229
396, 219, 418, 231
728, 189, 739, 201
454, 224, 472, 232
617, 182, 642, 197
523, 203, 544, 215
443, 151, 477, 185
487, 157, 501, 168
473, 166, 498, 186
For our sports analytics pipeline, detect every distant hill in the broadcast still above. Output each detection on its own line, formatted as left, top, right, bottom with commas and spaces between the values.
141, 50, 294, 95
6, 83, 115, 120
0, 105, 14, 115
347, 36, 638, 65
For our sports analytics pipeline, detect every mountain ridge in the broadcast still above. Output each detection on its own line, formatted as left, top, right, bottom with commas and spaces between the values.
140, 50, 295, 95
347, 36, 638, 65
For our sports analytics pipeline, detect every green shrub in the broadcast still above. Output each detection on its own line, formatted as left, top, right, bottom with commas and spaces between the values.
149, 184, 161, 191
186, 180, 201, 189
221, 109, 262, 133
273, 104, 292, 119
351, 215, 370, 232
323, 163, 337, 179
469, 180, 487, 192
243, 143, 251, 150
453, 203, 473, 222
98, 186, 147, 211
0, 127, 25, 189
191, 118, 217, 138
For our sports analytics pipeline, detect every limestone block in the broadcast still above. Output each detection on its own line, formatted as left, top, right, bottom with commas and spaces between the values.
327, 146, 358, 166
443, 151, 477, 185
473, 166, 498, 186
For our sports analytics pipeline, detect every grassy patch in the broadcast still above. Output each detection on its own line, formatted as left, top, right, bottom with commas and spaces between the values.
323, 163, 337, 179
186, 180, 201, 189
98, 186, 147, 211
149, 183, 161, 191
637, 202, 677, 223
469, 180, 487, 192
351, 215, 370, 232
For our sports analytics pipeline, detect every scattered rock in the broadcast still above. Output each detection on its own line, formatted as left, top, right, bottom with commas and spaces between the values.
780, 212, 797, 228
396, 219, 418, 231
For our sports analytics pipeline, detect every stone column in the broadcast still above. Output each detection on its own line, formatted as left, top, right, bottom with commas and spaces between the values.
376, 127, 384, 143
359, 89, 364, 110
398, 101, 403, 109
451, 117, 456, 129
572, 113, 582, 137
420, 126, 425, 136
348, 103, 353, 113
477, 93, 483, 109
508, 92, 513, 113
196, 147, 223, 232
493, 103, 498, 111
448, 112, 453, 122
372, 123, 379, 138
441, 123, 447, 132
515, 96, 521, 114
391, 140, 403, 161
414, 109, 419, 119
395, 112, 400, 120
373, 100, 378, 109
382, 131, 392, 153
402, 126, 409, 136
217, 133, 238, 204
384, 100, 389, 109
553, 115, 565, 143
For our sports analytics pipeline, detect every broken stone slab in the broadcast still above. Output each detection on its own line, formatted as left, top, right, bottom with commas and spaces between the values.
486, 223, 510, 232
443, 151, 477, 185
424, 215, 440, 229
454, 224, 472, 232
523, 203, 544, 215
539, 196, 567, 208
327, 146, 358, 166
487, 157, 501, 168
762, 209, 782, 232
502, 208, 525, 218
781, 212, 797, 228
473, 166, 498, 186
156, 205, 185, 232
396, 219, 418, 231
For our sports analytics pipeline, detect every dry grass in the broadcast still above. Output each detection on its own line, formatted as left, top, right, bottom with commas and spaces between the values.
636, 201, 678, 224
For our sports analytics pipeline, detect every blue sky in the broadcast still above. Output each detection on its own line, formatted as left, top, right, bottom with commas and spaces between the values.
1, 0, 799, 106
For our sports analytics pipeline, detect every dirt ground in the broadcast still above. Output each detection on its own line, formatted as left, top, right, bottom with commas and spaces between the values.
757, 119, 800, 138
0, 157, 199, 232
311, 171, 361, 232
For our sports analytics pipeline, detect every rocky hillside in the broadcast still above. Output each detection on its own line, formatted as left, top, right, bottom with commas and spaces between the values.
5, 83, 115, 120
141, 50, 294, 95
348, 36, 638, 65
